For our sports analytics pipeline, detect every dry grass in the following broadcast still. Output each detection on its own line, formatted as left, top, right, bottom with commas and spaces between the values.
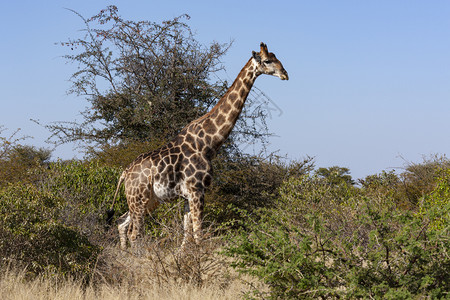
0, 201, 266, 299
0, 267, 248, 300
0, 232, 260, 300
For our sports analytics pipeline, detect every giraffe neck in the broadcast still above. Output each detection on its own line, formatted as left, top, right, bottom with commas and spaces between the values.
194, 58, 259, 153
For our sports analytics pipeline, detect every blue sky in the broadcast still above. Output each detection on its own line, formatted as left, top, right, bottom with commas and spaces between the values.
1, 1, 449, 179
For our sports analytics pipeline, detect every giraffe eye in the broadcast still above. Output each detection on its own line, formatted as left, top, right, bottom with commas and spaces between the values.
263, 60, 272, 64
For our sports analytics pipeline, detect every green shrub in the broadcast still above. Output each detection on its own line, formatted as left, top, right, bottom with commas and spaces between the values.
224, 175, 449, 299
87, 139, 167, 168
205, 155, 314, 230
0, 184, 99, 279
359, 170, 404, 204
315, 166, 355, 186
398, 155, 450, 206
0, 160, 127, 279
224, 208, 343, 299
46, 160, 125, 215
348, 203, 448, 299
359, 155, 450, 209
0, 144, 51, 188
416, 168, 450, 231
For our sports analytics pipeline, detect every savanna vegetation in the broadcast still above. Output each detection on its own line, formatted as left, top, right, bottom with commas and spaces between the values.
1, 6, 448, 299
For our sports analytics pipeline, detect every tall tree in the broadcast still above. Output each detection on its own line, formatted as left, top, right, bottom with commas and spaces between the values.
315, 166, 355, 186
46, 6, 271, 155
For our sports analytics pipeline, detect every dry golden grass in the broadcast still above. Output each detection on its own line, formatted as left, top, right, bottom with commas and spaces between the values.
0, 235, 261, 300
0, 267, 248, 300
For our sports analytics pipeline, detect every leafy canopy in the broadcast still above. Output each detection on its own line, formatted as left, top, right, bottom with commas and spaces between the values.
46, 6, 272, 155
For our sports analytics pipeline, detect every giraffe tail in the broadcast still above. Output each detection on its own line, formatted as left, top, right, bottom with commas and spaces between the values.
106, 170, 126, 226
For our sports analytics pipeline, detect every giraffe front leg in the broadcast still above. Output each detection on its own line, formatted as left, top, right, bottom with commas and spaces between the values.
179, 194, 203, 255
180, 200, 193, 251
189, 192, 204, 245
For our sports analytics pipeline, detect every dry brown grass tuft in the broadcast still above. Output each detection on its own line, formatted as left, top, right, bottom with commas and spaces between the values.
1, 238, 252, 300
93, 235, 233, 289
0, 224, 256, 300
0, 266, 248, 300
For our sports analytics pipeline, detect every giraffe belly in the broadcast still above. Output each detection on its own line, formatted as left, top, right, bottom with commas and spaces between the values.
153, 182, 178, 201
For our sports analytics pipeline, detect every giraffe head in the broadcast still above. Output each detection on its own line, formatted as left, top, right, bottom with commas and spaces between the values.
252, 42, 289, 80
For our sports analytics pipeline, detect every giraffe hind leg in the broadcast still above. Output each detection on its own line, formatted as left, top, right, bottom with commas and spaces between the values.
128, 211, 145, 253
117, 211, 131, 249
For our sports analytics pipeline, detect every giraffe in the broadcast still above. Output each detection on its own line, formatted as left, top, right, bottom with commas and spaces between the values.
109, 42, 289, 251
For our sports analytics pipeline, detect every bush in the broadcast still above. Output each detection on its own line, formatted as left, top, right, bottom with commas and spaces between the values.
87, 139, 166, 168
0, 144, 51, 188
224, 175, 449, 299
43, 160, 125, 214
359, 155, 450, 209
205, 154, 314, 229
359, 170, 403, 203
416, 167, 450, 231
28, 160, 128, 240
0, 160, 130, 279
315, 166, 355, 186
0, 184, 100, 279
398, 155, 449, 206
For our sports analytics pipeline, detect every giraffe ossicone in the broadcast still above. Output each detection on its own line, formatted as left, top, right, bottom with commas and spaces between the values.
109, 42, 289, 251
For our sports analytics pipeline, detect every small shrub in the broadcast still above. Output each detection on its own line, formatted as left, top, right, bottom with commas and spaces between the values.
400, 154, 450, 205
87, 139, 167, 168
0, 144, 51, 187
359, 170, 403, 203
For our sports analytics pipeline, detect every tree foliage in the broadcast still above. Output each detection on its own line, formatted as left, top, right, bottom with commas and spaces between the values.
0, 126, 51, 187
45, 6, 271, 155
206, 154, 315, 227
315, 165, 355, 186
0, 126, 27, 160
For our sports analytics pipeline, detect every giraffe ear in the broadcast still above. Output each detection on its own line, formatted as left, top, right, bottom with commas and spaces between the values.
252, 51, 261, 63
260, 42, 268, 55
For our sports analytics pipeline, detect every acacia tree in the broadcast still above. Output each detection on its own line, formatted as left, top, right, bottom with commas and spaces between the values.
315, 166, 355, 186
0, 126, 51, 186
46, 6, 271, 155
0, 126, 24, 160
